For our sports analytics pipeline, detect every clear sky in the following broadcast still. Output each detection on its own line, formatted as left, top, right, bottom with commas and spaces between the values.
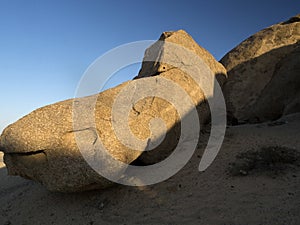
0, 0, 299, 133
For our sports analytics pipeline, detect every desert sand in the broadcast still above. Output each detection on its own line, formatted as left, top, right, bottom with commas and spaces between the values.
1, 113, 299, 225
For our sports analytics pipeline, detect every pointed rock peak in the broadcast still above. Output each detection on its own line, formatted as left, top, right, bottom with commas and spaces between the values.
158, 29, 191, 40
136, 29, 227, 84
281, 14, 300, 25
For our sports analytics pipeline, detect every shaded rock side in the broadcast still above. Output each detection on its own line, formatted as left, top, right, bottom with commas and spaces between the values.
220, 14, 300, 124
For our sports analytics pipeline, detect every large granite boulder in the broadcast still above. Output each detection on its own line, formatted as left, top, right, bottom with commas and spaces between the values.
0, 30, 224, 191
221, 14, 300, 124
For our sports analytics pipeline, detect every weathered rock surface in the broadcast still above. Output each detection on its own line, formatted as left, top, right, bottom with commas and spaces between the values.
0, 30, 223, 191
0, 84, 143, 192
221, 14, 300, 124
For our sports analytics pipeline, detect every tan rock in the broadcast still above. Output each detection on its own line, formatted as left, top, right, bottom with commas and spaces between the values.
221, 14, 300, 123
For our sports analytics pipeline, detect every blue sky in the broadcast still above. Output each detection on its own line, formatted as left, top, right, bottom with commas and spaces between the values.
0, 0, 299, 132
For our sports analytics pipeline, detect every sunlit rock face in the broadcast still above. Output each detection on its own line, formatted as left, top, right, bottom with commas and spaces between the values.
220, 14, 300, 124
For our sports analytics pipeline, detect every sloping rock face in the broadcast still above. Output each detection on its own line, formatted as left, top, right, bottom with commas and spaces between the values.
0, 30, 224, 191
221, 14, 300, 124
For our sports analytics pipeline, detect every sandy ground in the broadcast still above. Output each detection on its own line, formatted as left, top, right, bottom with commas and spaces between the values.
0, 113, 300, 225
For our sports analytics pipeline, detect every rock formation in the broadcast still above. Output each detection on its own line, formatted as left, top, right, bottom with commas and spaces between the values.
221, 14, 300, 124
1, 13, 300, 192
0, 30, 224, 191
